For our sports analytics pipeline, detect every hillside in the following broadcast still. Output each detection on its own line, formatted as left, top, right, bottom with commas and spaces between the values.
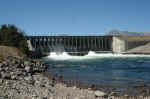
124, 43, 150, 54
107, 30, 150, 36
0, 46, 26, 60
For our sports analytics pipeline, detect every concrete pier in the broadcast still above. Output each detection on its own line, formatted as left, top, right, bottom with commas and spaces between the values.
112, 36, 150, 53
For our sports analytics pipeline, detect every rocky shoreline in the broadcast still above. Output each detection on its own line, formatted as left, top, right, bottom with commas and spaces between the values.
0, 56, 150, 99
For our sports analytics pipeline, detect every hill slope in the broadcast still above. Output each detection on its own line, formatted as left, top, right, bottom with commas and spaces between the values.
0, 46, 26, 59
124, 43, 150, 54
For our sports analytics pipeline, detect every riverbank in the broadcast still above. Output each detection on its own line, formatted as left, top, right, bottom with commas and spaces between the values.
0, 56, 105, 99
0, 56, 150, 99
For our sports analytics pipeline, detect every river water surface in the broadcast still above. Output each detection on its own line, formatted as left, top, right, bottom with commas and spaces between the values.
42, 51, 150, 93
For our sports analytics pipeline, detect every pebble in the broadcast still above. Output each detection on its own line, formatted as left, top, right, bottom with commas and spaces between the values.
25, 66, 31, 72
11, 75, 17, 80
110, 91, 117, 96
94, 90, 107, 97
73, 86, 77, 89
124, 94, 129, 97
24, 76, 32, 81
49, 97, 53, 99
1, 72, 11, 79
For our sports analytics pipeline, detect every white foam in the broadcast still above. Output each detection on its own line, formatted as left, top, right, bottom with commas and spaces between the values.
48, 52, 72, 60
46, 51, 150, 61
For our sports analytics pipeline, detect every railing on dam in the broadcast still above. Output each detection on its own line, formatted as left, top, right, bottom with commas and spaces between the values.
27, 36, 113, 53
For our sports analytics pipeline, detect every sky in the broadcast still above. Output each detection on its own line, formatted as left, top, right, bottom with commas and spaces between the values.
0, 0, 150, 36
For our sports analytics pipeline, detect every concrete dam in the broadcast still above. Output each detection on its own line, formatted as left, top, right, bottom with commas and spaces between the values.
27, 36, 150, 57
27, 36, 113, 56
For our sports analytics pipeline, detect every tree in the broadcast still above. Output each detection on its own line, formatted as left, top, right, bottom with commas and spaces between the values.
0, 24, 28, 53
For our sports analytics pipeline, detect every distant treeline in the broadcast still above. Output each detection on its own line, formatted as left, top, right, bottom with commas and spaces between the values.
0, 24, 28, 53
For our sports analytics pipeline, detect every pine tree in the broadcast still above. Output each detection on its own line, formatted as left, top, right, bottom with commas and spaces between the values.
0, 24, 28, 53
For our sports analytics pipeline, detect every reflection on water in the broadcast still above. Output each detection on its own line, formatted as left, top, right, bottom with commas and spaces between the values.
43, 52, 150, 88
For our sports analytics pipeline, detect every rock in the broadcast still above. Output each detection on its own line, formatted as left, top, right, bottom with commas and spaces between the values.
24, 76, 34, 84
110, 92, 117, 96
49, 97, 53, 99
16, 70, 23, 75
0, 96, 5, 99
21, 64, 25, 68
25, 66, 31, 73
2, 61, 8, 66
0, 57, 50, 98
72, 86, 77, 89
24, 61, 30, 66
5, 67, 9, 71
5, 80, 9, 85
0, 63, 3, 67
24, 76, 32, 81
0, 67, 2, 71
139, 95, 143, 98
0, 79, 3, 84
108, 96, 115, 99
32, 94, 37, 97
124, 94, 129, 97
10, 72, 14, 75
11, 75, 17, 80
1, 72, 11, 79
23, 72, 27, 76
42, 97, 47, 99
94, 90, 106, 97
12, 59, 17, 64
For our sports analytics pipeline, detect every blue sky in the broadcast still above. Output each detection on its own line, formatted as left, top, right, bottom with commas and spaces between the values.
0, 0, 150, 35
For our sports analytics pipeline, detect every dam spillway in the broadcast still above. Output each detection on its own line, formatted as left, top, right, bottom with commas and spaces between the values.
27, 36, 113, 56
27, 36, 150, 57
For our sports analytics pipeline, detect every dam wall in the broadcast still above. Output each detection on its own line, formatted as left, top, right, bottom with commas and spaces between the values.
27, 36, 113, 54
27, 36, 150, 55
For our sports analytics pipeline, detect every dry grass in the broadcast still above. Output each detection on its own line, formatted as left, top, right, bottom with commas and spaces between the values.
124, 43, 150, 54
0, 56, 4, 61
119, 36, 150, 41
0, 46, 25, 59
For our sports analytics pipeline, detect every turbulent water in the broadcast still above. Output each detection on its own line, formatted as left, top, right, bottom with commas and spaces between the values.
43, 51, 150, 89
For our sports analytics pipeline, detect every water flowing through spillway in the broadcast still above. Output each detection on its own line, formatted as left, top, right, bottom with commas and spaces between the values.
42, 52, 150, 94
46, 51, 150, 61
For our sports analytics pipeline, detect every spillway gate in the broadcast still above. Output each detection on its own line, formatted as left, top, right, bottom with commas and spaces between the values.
27, 36, 113, 54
